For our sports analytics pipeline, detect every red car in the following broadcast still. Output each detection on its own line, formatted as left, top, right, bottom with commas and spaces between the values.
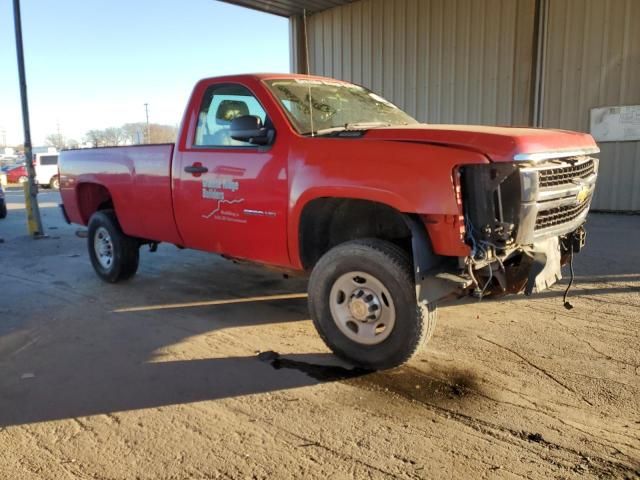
59, 73, 599, 369
6, 165, 27, 184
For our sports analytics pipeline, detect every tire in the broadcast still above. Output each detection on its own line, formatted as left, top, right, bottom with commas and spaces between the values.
308, 239, 437, 370
88, 210, 139, 283
50, 176, 60, 189
0, 200, 7, 219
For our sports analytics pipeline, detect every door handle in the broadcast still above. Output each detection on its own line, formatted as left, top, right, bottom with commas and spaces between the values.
184, 164, 208, 175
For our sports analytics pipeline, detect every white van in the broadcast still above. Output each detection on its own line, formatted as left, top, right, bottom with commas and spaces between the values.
34, 153, 60, 189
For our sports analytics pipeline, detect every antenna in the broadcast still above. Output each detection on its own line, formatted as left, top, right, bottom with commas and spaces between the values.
303, 9, 314, 137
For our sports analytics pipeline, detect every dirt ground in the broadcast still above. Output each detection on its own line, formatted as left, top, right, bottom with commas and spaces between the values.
0, 186, 638, 479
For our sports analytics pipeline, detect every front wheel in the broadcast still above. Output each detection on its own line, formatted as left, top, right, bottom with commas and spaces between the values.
88, 210, 139, 283
50, 176, 60, 189
308, 239, 437, 370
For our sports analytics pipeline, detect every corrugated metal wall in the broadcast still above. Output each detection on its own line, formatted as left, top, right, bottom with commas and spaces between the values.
305, 0, 536, 126
300, 0, 639, 211
541, 0, 640, 211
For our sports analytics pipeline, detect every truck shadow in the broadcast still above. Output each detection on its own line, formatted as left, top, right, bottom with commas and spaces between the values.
0, 294, 350, 427
0, 354, 349, 428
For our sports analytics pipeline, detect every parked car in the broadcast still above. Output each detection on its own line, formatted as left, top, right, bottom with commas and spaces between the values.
0, 184, 7, 219
33, 153, 59, 189
0, 155, 19, 167
59, 73, 599, 369
6, 165, 27, 184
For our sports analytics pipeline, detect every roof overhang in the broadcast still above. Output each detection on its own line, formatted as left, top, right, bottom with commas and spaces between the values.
218, 0, 353, 17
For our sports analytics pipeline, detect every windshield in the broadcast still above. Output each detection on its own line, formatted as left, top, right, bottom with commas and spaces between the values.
265, 79, 418, 135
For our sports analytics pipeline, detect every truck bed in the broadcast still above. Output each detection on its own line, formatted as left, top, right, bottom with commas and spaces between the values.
59, 144, 183, 245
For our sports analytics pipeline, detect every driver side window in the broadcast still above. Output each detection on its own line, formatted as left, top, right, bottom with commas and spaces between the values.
194, 84, 268, 147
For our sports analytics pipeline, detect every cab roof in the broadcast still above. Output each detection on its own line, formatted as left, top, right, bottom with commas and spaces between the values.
198, 73, 352, 84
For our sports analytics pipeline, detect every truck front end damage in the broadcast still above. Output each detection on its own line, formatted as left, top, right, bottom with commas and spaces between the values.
458, 151, 598, 298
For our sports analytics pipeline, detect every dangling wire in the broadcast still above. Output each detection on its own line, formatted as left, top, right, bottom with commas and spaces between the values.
563, 243, 575, 310
478, 262, 493, 300
303, 9, 314, 137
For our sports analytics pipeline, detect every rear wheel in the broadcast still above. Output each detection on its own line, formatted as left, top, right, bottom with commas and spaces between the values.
50, 176, 60, 189
308, 239, 437, 370
88, 210, 139, 283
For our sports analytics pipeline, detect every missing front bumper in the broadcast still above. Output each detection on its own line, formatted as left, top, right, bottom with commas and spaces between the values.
415, 225, 588, 305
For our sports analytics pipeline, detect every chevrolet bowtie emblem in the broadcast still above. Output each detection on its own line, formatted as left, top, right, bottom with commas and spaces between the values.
576, 185, 590, 204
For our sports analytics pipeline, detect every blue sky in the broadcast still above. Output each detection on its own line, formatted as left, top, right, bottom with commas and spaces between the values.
0, 0, 290, 146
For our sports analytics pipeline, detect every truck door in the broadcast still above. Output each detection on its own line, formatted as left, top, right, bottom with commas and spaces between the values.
174, 83, 289, 267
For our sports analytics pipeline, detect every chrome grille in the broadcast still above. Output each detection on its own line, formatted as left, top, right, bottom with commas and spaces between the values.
538, 158, 595, 188
535, 197, 591, 230
516, 155, 598, 244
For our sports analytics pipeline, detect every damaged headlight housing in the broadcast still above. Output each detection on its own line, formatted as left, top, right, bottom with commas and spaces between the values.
459, 163, 523, 253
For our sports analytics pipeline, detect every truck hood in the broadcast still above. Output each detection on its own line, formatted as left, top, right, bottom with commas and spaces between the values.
364, 124, 599, 162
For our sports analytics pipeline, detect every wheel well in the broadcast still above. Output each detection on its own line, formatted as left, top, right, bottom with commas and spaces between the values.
77, 183, 114, 224
299, 198, 414, 270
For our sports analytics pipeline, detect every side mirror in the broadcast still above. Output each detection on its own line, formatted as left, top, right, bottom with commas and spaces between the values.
230, 115, 274, 146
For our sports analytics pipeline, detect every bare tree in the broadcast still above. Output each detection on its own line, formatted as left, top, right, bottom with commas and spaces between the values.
118, 122, 178, 144
85, 130, 106, 147
121, 123, 146, 144
66, 138, 79, 149
103, 127, 126, 146
45, 132, 66, 151
149, 123, 178, 143
84, 123, 177, 148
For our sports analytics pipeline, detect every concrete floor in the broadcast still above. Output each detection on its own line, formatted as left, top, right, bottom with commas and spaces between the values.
0, 186, 638, 479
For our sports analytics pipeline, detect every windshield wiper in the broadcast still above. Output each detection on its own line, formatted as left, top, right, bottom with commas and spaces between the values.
310, 121, 392, 136
309, 126, 350, 136
345, 121, 393, 129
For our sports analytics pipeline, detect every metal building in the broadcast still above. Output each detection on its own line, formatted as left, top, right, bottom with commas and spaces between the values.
224, 0, 640, 211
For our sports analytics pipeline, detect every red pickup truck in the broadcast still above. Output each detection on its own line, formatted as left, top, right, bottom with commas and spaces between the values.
59, 73, 599, 369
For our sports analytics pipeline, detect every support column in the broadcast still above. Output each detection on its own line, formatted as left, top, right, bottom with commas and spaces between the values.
289, 14, 308, 74
13, 0, 44, 237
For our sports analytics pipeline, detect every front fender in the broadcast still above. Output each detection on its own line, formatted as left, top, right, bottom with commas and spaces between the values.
285, 138, 490, 267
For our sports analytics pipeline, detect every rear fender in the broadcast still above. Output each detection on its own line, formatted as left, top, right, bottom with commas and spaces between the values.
75, 182, 113, 224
